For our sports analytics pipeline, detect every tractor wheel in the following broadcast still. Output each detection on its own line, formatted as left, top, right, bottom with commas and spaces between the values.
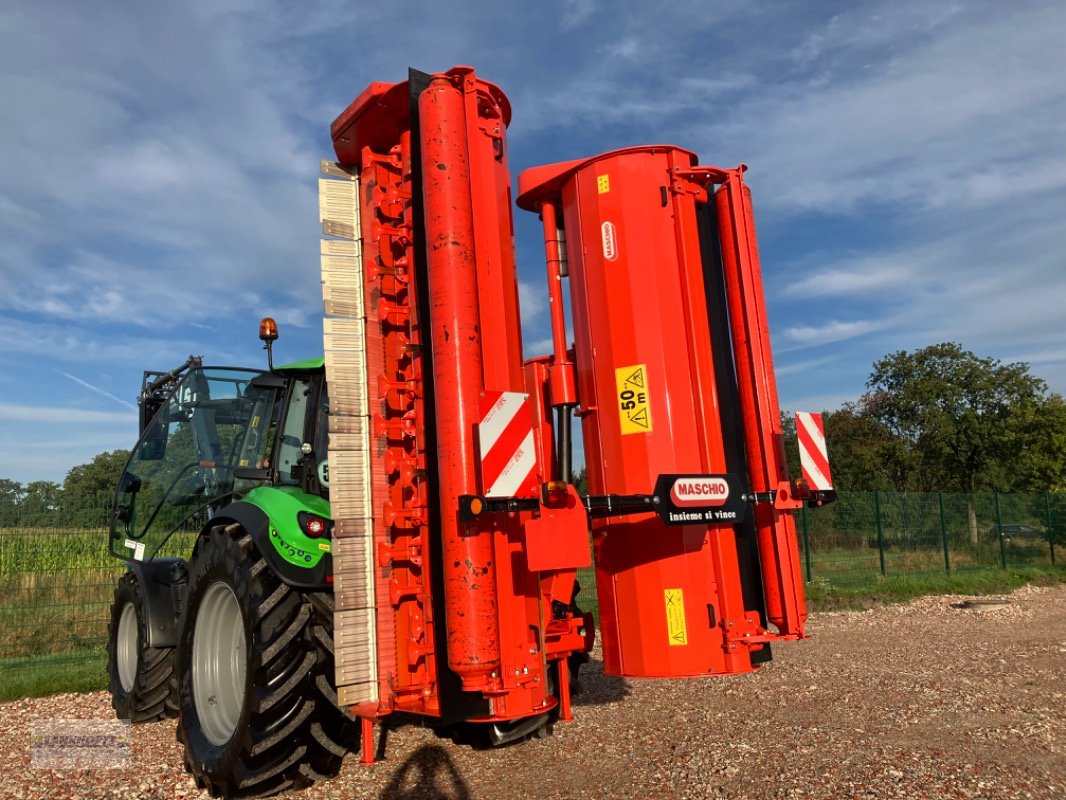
305, 590, 361, 753
175, 524, 354, 798
107, 572, 178, 722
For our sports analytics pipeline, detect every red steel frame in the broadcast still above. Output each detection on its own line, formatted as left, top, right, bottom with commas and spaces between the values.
330, 67, 588, 731
715, 171, 808, 638
517, 146, 807, 677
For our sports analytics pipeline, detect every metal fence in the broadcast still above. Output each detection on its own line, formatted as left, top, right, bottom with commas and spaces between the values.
0, 491, 1062, 699
796, 491, 1060, 583
0, 496, 198, 700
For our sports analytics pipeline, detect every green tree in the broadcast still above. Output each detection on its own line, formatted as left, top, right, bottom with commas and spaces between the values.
62, 449, 130, 526
20, 481, 63, 527
862, 343, 1046, 540
782, 406, 900, 491
822, 404, 903, 492
1008, 393, 1066, 492
572, 466, 589, 497
779, 413, 801, 482
0, 478, 24, 526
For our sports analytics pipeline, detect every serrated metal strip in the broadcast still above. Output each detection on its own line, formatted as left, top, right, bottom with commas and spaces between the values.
319, 178, 360, 241
321, 162, 378, 707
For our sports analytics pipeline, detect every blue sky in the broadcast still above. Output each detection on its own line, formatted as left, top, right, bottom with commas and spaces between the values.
2, 1, 1065, 485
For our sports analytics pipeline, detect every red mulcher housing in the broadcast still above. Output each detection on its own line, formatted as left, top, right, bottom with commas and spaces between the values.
323, 65, 824, 762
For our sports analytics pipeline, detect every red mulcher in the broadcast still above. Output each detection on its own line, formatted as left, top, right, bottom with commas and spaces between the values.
325, 65, 827, 758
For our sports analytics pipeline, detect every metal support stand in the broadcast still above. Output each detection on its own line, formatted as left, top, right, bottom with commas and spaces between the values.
360, 717, 376, 765
557, 659, 572, 722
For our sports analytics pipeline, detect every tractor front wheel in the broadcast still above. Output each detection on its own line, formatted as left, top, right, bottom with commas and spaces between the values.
107, 572, 178, 722
175, 524, 353, 798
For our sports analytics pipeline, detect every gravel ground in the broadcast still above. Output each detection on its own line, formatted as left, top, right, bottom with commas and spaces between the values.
1, 583, 1063, 800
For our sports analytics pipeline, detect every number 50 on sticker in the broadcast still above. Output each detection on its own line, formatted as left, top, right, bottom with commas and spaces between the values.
615, 364, 652, 435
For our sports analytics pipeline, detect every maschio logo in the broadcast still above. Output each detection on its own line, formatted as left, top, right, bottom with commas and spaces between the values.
670, 477, 730, 507
601, 221, 618, 261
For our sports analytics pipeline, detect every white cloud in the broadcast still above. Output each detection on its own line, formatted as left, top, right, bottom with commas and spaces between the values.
783, 319, 882, 347
0, 404, 135, 424
781, 260, 926, 298
775, 356, 838, 377
518, 280, 547, 321
561, 0, 597, 30
524, 337, 556, 357
602, 38, 640, 60
701, 3, 1066, 215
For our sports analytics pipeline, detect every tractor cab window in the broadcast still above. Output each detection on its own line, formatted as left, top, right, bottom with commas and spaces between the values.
277, 379, 312, 486
274, 376, 329, 497
313, 382, 330, 495
109, 367, 275, 562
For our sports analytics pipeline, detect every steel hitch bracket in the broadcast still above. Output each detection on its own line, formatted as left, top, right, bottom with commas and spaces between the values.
746, 481, 838, 510
457, 494, 540, 522
583, 473, 751, 527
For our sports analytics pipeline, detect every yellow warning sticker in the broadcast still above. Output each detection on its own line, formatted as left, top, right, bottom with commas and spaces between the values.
597, 174, 610, 194
665, 588, 688, 646
615, 364, 652, 434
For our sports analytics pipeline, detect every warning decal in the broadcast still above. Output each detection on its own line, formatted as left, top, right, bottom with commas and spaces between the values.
665, 588, 688, 646
615, 364, 652, 434
597, 174, 610, 194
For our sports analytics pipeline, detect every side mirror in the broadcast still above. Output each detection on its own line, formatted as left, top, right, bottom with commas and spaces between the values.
139, 396, 165, 434
118, 471, 142, 494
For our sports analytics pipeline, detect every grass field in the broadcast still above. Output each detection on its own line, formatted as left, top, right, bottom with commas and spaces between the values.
1, 524, 1062, 702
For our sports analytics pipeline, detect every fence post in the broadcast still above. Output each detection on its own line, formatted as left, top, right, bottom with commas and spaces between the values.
874, 490, 886, 576
938, 492, 950, 575
1045, 492, 1056, 566
801, 505, 812, 582
994, 492, 1006, 569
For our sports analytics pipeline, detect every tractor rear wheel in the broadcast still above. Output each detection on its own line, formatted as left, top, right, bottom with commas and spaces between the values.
107, 572, 178, 722
175, 524, 354, 798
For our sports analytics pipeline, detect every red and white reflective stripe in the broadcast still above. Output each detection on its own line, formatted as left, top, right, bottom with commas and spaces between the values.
477, 391, 538, 498
796, 411, 833, 491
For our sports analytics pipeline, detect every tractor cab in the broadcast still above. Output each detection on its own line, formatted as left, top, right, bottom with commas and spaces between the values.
109, 354, 330, 566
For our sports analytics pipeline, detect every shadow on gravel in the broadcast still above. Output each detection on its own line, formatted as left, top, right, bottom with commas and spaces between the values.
573, 657, 631, 706
379, 743, 472, 800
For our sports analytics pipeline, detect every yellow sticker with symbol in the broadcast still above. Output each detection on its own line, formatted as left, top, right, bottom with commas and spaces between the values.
597, 174, 610, 194
665, 588, 688, 646
615, 364, 651, 434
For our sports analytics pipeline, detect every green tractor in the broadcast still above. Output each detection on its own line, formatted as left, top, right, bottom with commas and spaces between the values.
106, 329, 355, 796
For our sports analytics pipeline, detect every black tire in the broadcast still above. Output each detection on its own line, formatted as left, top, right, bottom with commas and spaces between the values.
107, 572, 178, 722
305, 590, 360, 754
175, 524, 355, 798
